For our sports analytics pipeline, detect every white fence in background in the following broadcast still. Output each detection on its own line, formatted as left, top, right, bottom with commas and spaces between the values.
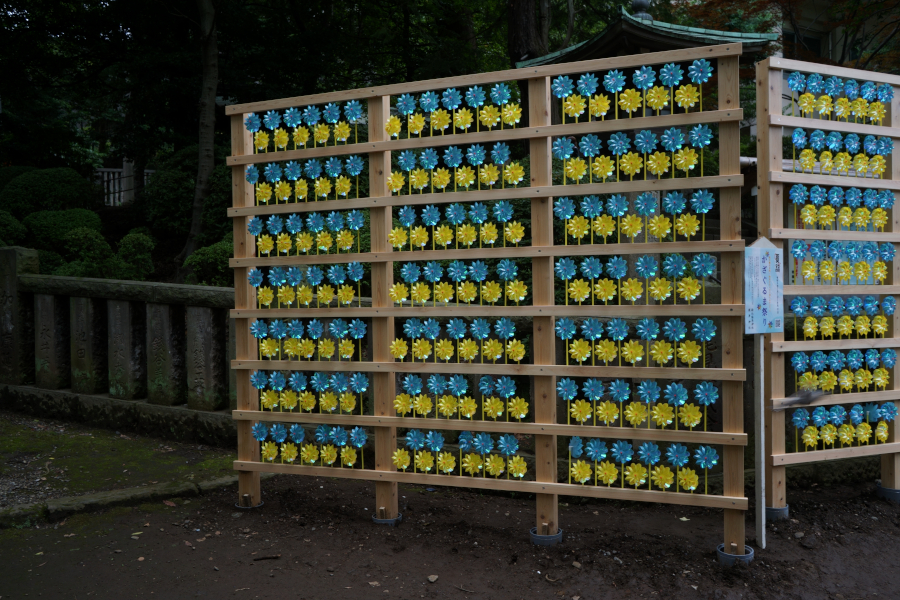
95, 160, 155, 206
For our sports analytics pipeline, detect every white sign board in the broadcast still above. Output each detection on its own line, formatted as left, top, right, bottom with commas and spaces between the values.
744, 238, 784, 334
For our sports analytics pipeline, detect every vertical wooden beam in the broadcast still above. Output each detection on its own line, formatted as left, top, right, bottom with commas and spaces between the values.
368, 95, 399, 520
231, 113, 261, 507
883, 83, 900, 490
718, 55, 745, 555
528, 75, 558, 536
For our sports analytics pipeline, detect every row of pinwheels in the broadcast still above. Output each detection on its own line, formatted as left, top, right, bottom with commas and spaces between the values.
566, 438, 718, 494
248, 264, 365, 309
250, 370, 370, 415
789, 185, 894, 231
558, 378, 719, 432
552, 126, 714, 184
555, 254, 717, 307
394, 374, 528, 421
791, 305, 894, 341
394, 431, 528, 478
790, 240, 895, 285
250, 210, 368, 256
791, 348, 897, 392
790, 128, 889, 177
251, 317, 367, 361
247, 158, 367, 203
386, 144, 526, 194
389, 201, 525, 251
789, 295, 895, 340
245, 103, 366, 152
387, 85, 522, 139
555, 316, 716, 369
785, 71, 893, 124
253, 422, 369, 467
388, 259, 528, 307
393, 317, 524, 364
554, 191, 717, 245
791, 403, 897, 451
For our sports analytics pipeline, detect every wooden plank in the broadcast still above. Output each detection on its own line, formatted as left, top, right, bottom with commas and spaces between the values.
229, 239, 746, 267
227, 44, 743, 115
231, 359, 747, 381
769, 170, 900, 191
768, 57, 900, 86
769, 114, 900, 139
783, 285, 900, 295
772, 389, 900, 411
232, 460, 749, 510
226, 109, 744, 166
229, 175, 744, 217
772, 442, 900, 466
232, 410, 749, 445
768, 228, 900, 243
772, 338, 896, 353
231, 304, 746, 319
883, 76, 900, 489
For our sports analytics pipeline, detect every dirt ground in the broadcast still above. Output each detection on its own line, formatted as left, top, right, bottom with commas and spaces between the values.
0, 471, 897, 600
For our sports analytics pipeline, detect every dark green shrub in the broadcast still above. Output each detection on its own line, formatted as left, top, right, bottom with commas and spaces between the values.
0, 168, 101, 219
0, 166, 36, 193
115, 232, 155, 281
54, 227, 116, 278
0, 210, 27, 245
38, 250, 64, 274
184, 236, 232, 287
23, 209, 102, 251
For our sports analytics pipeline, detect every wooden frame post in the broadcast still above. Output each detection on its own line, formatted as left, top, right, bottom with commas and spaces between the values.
883, 83, 900, 491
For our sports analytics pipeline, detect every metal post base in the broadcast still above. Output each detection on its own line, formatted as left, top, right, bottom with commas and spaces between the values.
372, 512, 403, 526
876, 482, 900, 504
765, 505, 789, 521
717, 544, 755, 566
530, 527, 563, 546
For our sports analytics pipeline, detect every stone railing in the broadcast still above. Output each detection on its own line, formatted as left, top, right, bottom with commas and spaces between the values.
0, 247, 236, 440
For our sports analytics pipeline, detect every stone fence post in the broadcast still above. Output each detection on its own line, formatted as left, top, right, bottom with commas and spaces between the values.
0, 247, 39, 385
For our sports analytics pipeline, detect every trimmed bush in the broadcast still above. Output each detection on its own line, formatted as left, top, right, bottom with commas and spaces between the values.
38, 249, 64, 274
0, 210, 27, 246
115, 232, 155, 281
184, 237, 232, 287
52, 227, 155, 281
23, 208, 103, 251
0, 166, 36, 193
0, 168, 100, 219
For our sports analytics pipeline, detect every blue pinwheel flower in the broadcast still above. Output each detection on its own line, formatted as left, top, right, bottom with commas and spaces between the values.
884, 297, 897, 317
611, 440, 633, 464
302, 106, 321, 126
863, 190, 879, 211
398, 150, 417, 172
490, 142, 511, 165
344, 100, 363, 123
881, 242, 897, 263
555, 257, 577, 280
694, 446, 719, 469
267, 267, 286, 287
248, 217, 264, 237
662, 191, 686, 215
429, 375, 448, 396
579, 134, 602, 158
419, 91, 440, 113
330, 373, 349, 393
691, 254, 716, 279
269, 320, 288, 340
666, 443, 690, 467
882, 402, 898, 422
609, 379, 630, 401
554, 197, 576, 220
466, 261, 487, 283
465, 86, 486, 107
689, 124, 713, 148
606, 256, 627, 279
551, 75, 574, 98
865, 348, 881, 369
263, 110, 282, 130
586, 439, 608, 462
576, 73, 599, 96
580, 257, 603, 279
662, 254, 687, 278
692, 318, 717, 342
826, 296, 843, 315
583, 378, 605, 401
863, 295, 879, 317
688, 59, 713, 84
245, 165, 259, 186
845, 133, 861, 154
397, 206, 417, 228
826, 350, 845, 371
250, 370, 268, 389
285, 215, 304, 235
252, 423, 268, 441
325, 212, 345, 232
860, 81, 877, 101
447, 260, 467, 282
789, 184, 809, 205
289, 424, 305, 444
809, 130, 826, 152
350, 426, 367, 448
582, 318, 605, 341
328, 318, 349, 339
634, 130, 658, 154
605, 319, 628, 343
493, 200, 514, 222
473, 432, 494, 454
350, 372, 369, 393
608, 132, 631, 155
467, 203, 488, 224
638, 442, 661, 465
250, 320, 268, 339
661, 128, 685, 152
846, 296, 862, 317
320, 103, 340, 124
638, 380, 661, 403
270, 423, 288, 444
555, 317, 576, 341
406, 429, 426, 450
304, 159, 322, 180
448, 374, 468, 395
792, 408, 809, 428
497, 434, 518, 456
477, 376, 495, 396
845, 187, 863, 208
347, 262, 364, 282
495, 318, 515, 339
804, 73, 824, 94
287, 319, 305, 338
864, 135, 878, 155
604, 69, 626, 93
466, 144, 486, 166
305, 267, 324, 288
557, 377, 578, 401
458, 431, 474, 451
632, 66, 656, 90
631, 255, 656, 279
403, 319, 424, 339
606, 194, 629, 217
495, 376, 516, 398
396, 94, 417, 116
324, 157, 343, 178
569, 436, 584, 459
636, 317, 659, 340
664, 383, 688, 406
829, 405, 847, 426
441, 88, 463, 110
662, 318, 687, 342
865, 404, 883, 422
787, 72, 806, 92
827, 186, 844, 207
812, 406, 829, 427
344, 156, 365, 178
445, 203, 467, 225
244, 113, 262, 132
443, 146, 463, 168
824, 131, 843, 154
660, 63, 684, 87
823, 76, 843, 97
791, 352, 809, 373
497, 259, 518, 281
809, 351, 826, 372
471, 318, 491, 340
490, 83, 512, 105
400, 264, 420, 284
552, 137, 575, 160
418, 205, 440, 227
446, 318, 467, 339
849, 404, 865, 425
807, 296, 826, 317
426, 431, 445, 452
264, 163, 283, 183
423, 261, 443, 282
877, 83, 894, 103
883, 348, 898, 369
634, 192, 658, 217
315, 424, 332, 444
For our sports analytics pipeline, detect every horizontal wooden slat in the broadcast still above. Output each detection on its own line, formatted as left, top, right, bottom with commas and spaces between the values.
232, 460, 748, 510
232, 304, 744, 319
783, 285, 900, 296
769, 114, 900, 139
228, 44, 743, 115
230, 175, 744, 217
771, 442, 900, 466
768, 228, 900, 243
231, 239, 744, 267
772, 389, 900, 411
768, 170, 900, 191
767, 57, 900, 86
233, 410, 747, 445
772, 337, 898, 353
228, 109, 743, 166
232, 359, 746, 381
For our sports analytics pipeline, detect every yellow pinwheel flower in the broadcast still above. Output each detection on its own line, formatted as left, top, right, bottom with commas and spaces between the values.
283, 339, 301, 360
260, 389, 279, 409
314, 123, 331, 145
819, 371, 837, 392
434, 339, 453, 361
503, 162, 525, 185
621, 278, 644, 303
394, 393, 413, 416
296, 286, 314, 308
389, 282, 408, 304
458, 281, 477, 303
838, 424, 855, 446
852, 98, 869, 119
458, 396, 478, 418
485, 454, 505, 477
297, 390, 315, 411
802, 316, 818, 339
625, 401, 648, 426
819, 150, 834, 173
336, 230, 354, 251
596, 400, 619, 425
677, 468, 699, 491
679, 403, 702, 429
479, 163, 500, 187
434, 224, 453, 247
406, 226, 427, 251
650, 340, 673, 366
456, 165, 476, 188
292, 126, 309, 148
477, 222, 497, 246
273, 128, 289, 149
438, 395, 458, 418
254, 131, 270, 151
857, 422, 873, 444
504, 221, 525, 244
431, 108, 451, 131
259, 338, 278, 359
479, 104, 501, 128
317, 338, 335, 360
876, 421, 890, 443
339, 339, 355, 360
274, 181, 292, 202
652, 465, 674, 490
800, 204, 817, 226
454, 107, 473, 132
834, 152, 852, 174
568, 279, 591, 304
801, 425, 819, 449
389, 338, 408, 360
819, 261, 834, 282
816, 94, 833, 117
485, 396, 504, 419
294, 179, 308, 200
570, 399, 593, 423
257, 286, 274, 307
652, 403, 674, 427
433, 452, 455, 475
433, 168, 451, 189
297, 339, 315, 359
871, 155, 887, 177
506, 281, 528, 303
506, 339, 526, 362
854, 261, 870, 282
413, 395, 432, 418
853, 153, 869, 174
594, 339, 618, 363
855, 368, 873, 390
482, 281, 502, 304
592, 214, 616, 239
801, 260, 817, 282
646, 86, 669, 111
569, 338, 593, 363
502, 103, 522, 126
834, 97, 851, 119
798, 371, 818, 391
626, 463, 648, 487
571, 460, 593, 484
674, 148, 698, 174
319, 392, 338, 413
567, 215, 590, 240
317, 284, 335, 305
281, 442, 299, 463
798, 92, 816, 116
339, 391, 357, 413
799, 148, 816, 171
590, 94, 611, 118
855, 315, 871, 336
563, 94, 586, 118
256, 183, 273, 204
675, 84, 699, 109
414, 338, 435, 361
839, 369, 854, 391
334, 121, 351, 142
872, 208, 888, 231
340, 446, 357, 467
592, 155, 615, 180
677, 339, 701, 365
508, 456, 527, 478
618, 88, 643, 114
256, 234, 274, 255
677, 277, 701, 302
646, 151, 670, 177
316, 231, 333, 252
565, 157, 588, 181
620, 152, 643, 178
508, 396, 529, 420
817, 205, 836, 228
410, 168, 429, 191
597, 461, 618, 486
593, 278, 617, 303
385, 115, 402, 137
300, 443, 319, 464
675, 213, 700, 239
869, 101, 886, 123
261, 441, 278, 462
387, 171, 405, 193
462, 453, 483, 476
873, 315, 888, 337
620, 214, 643, 240
649, 278, 672, 302
817, 316, 835, 339
648, 215, 672, 239
837, 261, 853, 284
408, 113, 426, 136
392, 448, 410, 471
